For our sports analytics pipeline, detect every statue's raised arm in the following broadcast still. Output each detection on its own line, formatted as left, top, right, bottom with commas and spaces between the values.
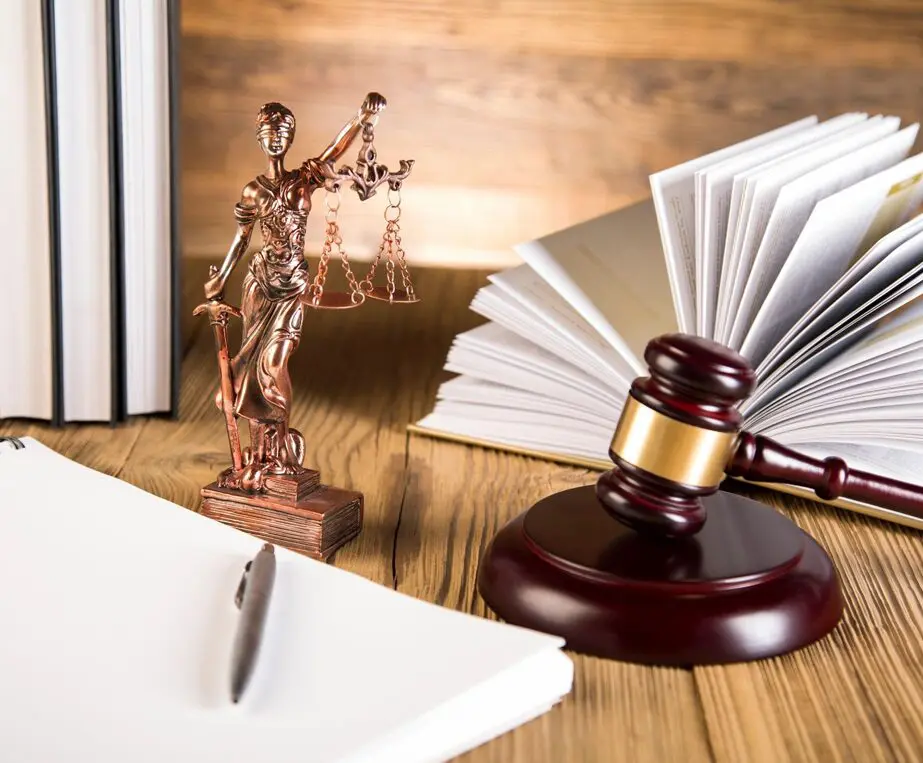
319, 92, 386, 163
302, 93, 386, 187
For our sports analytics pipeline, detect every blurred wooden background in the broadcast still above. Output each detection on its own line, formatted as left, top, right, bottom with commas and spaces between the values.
181, 0, 923, 269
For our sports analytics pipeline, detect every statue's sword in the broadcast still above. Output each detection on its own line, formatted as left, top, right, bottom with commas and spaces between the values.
193, 296, 243, 472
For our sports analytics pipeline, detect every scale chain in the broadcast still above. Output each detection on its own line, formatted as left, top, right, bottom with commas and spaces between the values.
309, 188, 363, 306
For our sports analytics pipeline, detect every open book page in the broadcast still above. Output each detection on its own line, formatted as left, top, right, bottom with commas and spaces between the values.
759, 224, 923, 381
782, 310, 923, 385
488, 266, 638, 386
708, 113, 870, 339
744, 269, 923, 415
721, 117, 906, 348
751, 209, 923, 372
740, 150, 923, 370
471, 285, 614, 384
756, 281, 923, 416
755, 355, 923, 432
747, 342, 923, 432
733, 125, 919, 356
714, 114, 874, 341
434, 376, 610, 425
418, 407, 616, 462
695, 114, 861, 339
693, 119, 821, 336
647, 116, 818, 333
754, 324, 923, 441
1, 439, 573, 763
765, 407, 923, 446
514, 199, 675, 370
422, 376, 620, 461
447, 323, 623, 415
746, 298, 923, 432
760, 389, 923, 443
758, 210, 923, 370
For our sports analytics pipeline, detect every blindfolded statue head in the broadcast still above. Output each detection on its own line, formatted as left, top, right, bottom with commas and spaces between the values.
255, 102, 295, 159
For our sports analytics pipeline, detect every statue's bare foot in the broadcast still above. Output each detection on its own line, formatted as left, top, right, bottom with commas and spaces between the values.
286, 428, 306, 468
240, 463, 265, 493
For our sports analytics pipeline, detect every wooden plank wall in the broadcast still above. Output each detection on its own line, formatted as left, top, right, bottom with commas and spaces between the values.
181, 1, 923, 268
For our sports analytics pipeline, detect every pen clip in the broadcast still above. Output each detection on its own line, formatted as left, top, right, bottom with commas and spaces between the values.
234, 560, 252, 609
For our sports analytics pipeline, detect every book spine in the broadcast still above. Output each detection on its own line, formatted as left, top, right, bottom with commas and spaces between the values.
106, 0, 126, 424
167, 0, 182, 419
40, 0, 64, 427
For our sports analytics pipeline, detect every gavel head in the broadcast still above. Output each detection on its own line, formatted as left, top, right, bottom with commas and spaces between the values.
596, 334, 756, 538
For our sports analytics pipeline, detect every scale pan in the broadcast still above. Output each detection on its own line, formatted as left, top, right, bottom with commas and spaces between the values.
301, 291, 365, 310
364, 286, 420, 304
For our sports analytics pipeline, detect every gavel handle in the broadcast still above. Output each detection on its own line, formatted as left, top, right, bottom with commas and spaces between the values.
726, 432, 923, 522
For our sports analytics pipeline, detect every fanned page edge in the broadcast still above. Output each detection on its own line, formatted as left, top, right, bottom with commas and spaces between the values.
513, 199, 672, 371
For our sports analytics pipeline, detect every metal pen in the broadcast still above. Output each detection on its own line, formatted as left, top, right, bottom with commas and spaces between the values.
230, 543, 276, 703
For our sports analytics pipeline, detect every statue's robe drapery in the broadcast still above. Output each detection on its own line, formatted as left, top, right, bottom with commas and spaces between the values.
230, 249, 307, 422
229, 177, 310, 423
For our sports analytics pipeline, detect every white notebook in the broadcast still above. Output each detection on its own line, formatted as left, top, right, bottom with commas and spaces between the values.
0, 438, 573, 762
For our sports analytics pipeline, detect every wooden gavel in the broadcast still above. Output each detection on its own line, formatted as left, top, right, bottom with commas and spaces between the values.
597, 334, 923, 538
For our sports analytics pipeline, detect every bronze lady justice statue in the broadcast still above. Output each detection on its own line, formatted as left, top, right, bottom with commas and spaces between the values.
199, 93, 386, 502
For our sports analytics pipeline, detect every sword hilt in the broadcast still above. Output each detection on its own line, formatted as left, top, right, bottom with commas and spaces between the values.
194, 300, 242, 324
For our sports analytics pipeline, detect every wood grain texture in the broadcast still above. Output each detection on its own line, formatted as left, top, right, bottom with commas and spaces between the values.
4, 264, 923, 760
697, 483, 923, 762
179, 0, 923, 267
182, 1, 923, 69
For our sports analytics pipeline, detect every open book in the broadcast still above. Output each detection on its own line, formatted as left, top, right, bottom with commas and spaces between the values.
0, 438, 572, 762
415, 113, 923, 527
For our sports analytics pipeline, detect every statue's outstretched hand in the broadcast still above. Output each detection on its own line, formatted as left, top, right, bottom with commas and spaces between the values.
360, 92, 387, 120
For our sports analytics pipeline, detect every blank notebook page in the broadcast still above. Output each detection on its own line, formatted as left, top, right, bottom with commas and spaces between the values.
0, 440, 572, 762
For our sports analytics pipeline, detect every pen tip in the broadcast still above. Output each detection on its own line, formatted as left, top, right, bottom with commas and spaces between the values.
232, 693, 240, 704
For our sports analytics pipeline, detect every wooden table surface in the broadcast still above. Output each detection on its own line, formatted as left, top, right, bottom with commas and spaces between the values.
5, 263, 923, 762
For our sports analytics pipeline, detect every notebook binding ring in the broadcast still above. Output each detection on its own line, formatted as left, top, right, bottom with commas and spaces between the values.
0, 436, 25, 451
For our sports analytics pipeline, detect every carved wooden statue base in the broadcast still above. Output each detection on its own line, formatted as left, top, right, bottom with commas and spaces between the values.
201, 469, 362, 560
477, 485, 843, 665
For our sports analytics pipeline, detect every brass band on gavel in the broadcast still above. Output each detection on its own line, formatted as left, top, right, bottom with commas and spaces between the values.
609, 396, 737, 489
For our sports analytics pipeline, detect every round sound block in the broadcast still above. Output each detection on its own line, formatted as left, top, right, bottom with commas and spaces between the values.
477, 486, 843, 665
